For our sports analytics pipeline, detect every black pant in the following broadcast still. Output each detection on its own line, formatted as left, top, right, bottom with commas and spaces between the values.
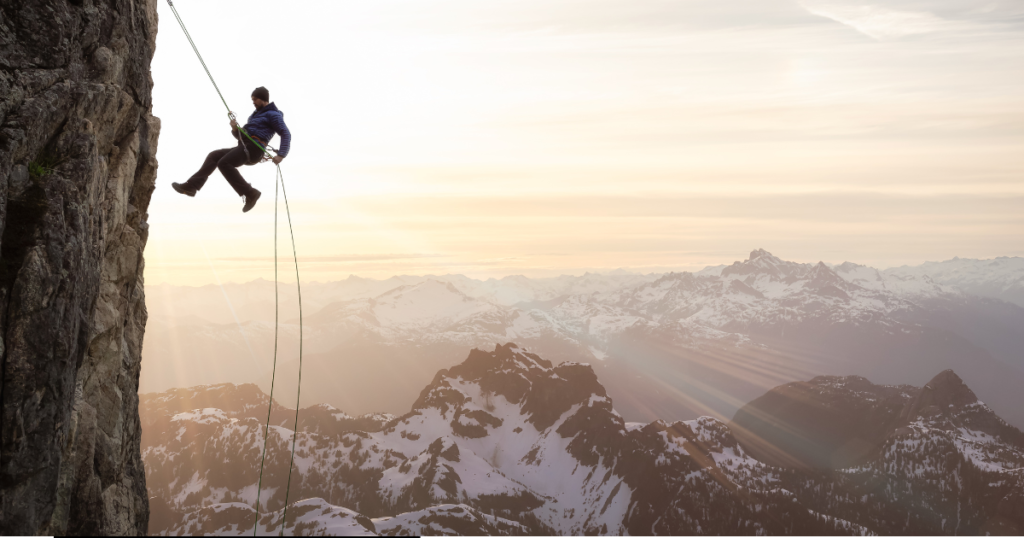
185, 134, 264, 196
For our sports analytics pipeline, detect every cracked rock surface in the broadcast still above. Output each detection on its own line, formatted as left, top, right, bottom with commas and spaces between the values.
0, 0, 159, 534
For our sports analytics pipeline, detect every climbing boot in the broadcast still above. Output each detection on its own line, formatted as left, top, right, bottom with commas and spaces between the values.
172, 182, 197, 197
242, 189, 261, 213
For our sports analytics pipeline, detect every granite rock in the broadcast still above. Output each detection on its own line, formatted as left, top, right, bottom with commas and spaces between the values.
0, 0, 159, 534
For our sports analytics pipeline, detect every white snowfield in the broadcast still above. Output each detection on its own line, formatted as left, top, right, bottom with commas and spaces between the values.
372, 503, 529, 536
164, 498, 375, 536
355, 347, 634, 535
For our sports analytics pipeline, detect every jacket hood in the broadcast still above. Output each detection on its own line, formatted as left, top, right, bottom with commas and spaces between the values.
257, 102, 280, 113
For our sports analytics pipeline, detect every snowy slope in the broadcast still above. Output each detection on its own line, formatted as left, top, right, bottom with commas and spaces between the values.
289, 250, 960, 352
143, 345, 1024, 535
142, 249, 1024, 433
161, 499, 375, 536
885, 256, 1024, 307
159, 498, 528, 537
610, 250, 924, 331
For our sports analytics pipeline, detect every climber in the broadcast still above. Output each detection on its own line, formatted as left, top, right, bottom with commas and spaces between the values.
171, 86, 291, 212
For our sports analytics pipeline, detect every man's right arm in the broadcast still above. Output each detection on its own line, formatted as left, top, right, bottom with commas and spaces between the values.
270, 112, 291, 158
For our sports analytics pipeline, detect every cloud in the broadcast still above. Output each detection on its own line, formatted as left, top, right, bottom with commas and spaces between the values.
800, 1, 949, 39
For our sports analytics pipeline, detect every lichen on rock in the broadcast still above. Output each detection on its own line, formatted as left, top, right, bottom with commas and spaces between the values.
0, 0, 159, 534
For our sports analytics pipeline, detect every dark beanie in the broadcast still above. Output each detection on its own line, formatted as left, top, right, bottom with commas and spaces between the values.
252, 86, 269, 101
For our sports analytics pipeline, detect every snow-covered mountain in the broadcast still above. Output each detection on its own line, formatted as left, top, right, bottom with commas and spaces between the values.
160, 499, 528, 536
142, 345, 1024, 535
611, 249, 927, 329
141, 250, 1024, 429
731, 370, 1024, 471
885, 256, 1024, 308
144, 272, 659, 327
730, 368, 1024, 535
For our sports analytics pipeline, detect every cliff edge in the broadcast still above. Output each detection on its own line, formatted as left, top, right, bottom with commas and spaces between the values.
0, 0, 159, 534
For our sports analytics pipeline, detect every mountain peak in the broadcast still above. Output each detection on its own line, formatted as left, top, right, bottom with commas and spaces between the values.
804, 261, 829, 275
922, 369, 978, 405
901, 369, 979, 424
370, 279, 496, 328
802, 262, 854, 296
722, 248, 805, 280
448, 343, 554, 380
835, 261, 864, 271
411, 343, 609, 432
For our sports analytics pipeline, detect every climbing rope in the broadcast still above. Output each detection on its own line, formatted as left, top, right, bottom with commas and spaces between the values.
251, 164, 304, 537
166, 0, 277, 158
278, 164, 305, 537
165, 0, 231, 114
164, 1, 305, 535
252, 167, 281, 536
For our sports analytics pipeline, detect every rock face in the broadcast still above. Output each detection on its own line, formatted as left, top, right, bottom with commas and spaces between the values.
731, 369, 1024, 472
902, 368, 980, 419
0, 0, 159, 534
730, 375, 916, 469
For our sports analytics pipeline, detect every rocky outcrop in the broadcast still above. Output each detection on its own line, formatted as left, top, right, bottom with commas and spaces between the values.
901, 368, 979, 419
141, 345, 1024, 535
0, 0, 159, 534
138, 344, 1024, 535
730, 370, 1024, 471
729, 375, 915, 469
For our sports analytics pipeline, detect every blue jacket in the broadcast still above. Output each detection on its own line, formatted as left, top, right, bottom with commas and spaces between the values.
243, 102, 291, 157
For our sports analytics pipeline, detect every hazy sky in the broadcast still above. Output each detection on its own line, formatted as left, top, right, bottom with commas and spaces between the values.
147, 0, 1024, 285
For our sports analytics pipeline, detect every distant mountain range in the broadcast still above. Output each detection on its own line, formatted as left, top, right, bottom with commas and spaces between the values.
142, 345, 1024, 535
141, 251, 1024, 428
886, 256, 1024, 308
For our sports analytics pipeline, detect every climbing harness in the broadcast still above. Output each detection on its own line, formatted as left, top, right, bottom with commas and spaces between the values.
242, 135, 279, 165
165, 1, 305, 535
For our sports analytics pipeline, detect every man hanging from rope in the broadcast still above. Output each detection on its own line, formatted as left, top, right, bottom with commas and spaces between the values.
172, 86, 291, 212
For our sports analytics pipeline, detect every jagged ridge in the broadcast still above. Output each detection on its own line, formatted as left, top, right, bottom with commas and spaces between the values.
142, 344, 1024, 535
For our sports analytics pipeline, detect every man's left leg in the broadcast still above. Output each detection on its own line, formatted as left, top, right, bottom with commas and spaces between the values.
173, 147, 234, 196
216, 145, 263, 212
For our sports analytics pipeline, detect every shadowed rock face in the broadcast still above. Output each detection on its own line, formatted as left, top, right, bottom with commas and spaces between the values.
902, 368, 979, 420
729, 375, 915, 469
730, 369, 1024, 471
0, 0, 159, 534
